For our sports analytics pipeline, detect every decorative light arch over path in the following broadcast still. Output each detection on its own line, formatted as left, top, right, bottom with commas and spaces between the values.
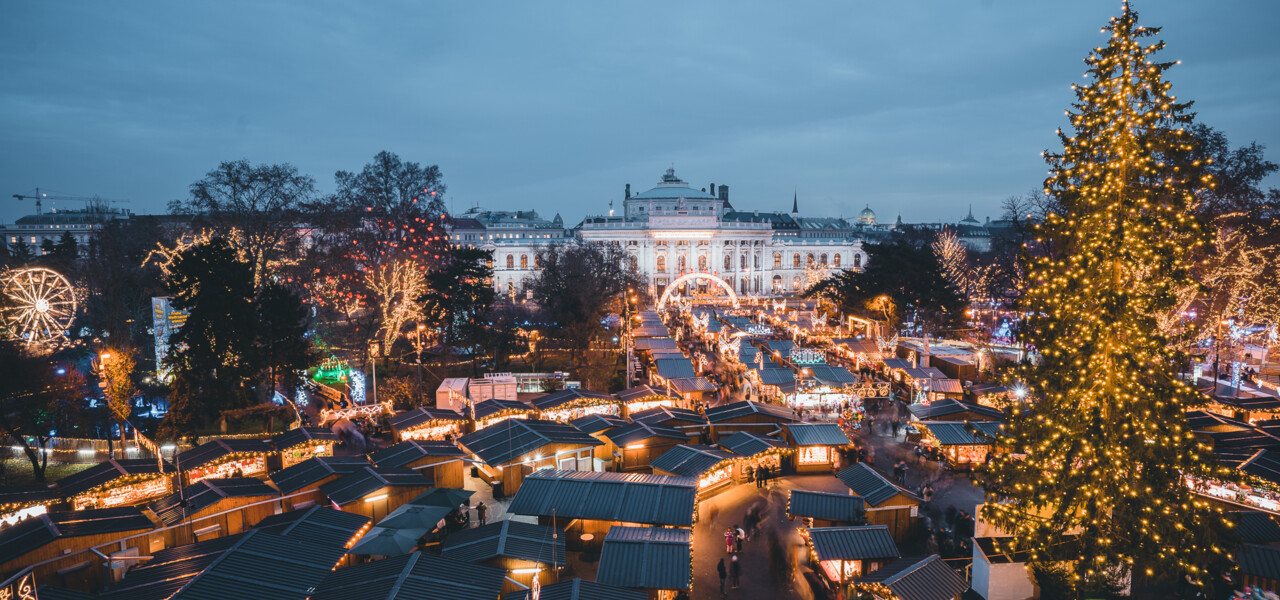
658, 272, 739, 309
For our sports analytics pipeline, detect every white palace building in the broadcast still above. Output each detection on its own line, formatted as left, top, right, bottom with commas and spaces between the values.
449, 168, 907, 302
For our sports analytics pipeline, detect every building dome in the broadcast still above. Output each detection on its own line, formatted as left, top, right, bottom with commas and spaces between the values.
858, 204, 877, 225
630, 168, 717, 200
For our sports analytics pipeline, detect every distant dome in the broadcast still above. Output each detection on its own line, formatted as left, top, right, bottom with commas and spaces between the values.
858, 204, 877, 225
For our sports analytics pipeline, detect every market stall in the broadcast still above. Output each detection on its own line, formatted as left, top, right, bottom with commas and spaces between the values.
805, 525, 901, 596
457, 419, 603, 495
388, 407, 467, 442
782, 423, 854, 473
604, 422, 689, 472
704, 400, 799, 442
176, 438, 274, 485
836, 464, 921, 543
471, 398, 534, 432
150, 478, 280, 545
532, 389, 621, 422
649, 444, 740, 498
914, 421, 1002, 471
271, 426, 341, 469
56, 458, 174, 511
370, 440, 467, 489
269, 455, 371, 511
615, 385, 679, 415
0, 485, 60, 529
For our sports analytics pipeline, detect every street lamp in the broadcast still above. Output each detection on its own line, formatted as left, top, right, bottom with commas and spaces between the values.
414, 324, 426, 402
369, 342, 379, 406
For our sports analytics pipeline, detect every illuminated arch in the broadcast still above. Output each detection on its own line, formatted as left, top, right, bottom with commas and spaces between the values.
658, 272, 739, 309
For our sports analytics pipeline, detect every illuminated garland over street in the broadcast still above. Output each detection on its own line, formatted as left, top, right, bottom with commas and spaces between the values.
980, 2, 1237, 588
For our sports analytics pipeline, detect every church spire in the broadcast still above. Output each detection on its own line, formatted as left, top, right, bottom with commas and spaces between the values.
791, 190, 799, 216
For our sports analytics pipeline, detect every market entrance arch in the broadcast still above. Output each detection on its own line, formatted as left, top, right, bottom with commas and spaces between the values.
657, 272, 739, 309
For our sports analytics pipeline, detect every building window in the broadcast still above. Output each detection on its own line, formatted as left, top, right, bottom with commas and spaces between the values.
656, 255, 666, 273
630, 255, 638, 271
792, 277, 802, 291
505, 255, 514, 269
772, 275, 782, 293
535, 254, 544, 268
854, 254, 862, 269
678, 256, 687, 272
724, 255, 732, 271
806, 253, 815, 268
520, 254, 528, 269
740, 254, 747, 270
755, 254, 761, 269
774, 253, 782, 269
820, 253, 828, 266
792, 254, 801, 268
698, 255, 708, 271
833, 253, 841, 267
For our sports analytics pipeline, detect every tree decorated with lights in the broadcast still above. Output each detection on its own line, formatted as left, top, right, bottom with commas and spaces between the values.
980, 3, 1237, 590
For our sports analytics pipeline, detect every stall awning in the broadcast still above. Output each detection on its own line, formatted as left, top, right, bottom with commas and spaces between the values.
859, 554, 970, 600
507, 470, 696, 527
917, 421, 1000, 446
649, 445, 736, 478
784, 423, 853, 447
788, 490, 865, 523
808, 525, 900, 562
596, 526, 691, 591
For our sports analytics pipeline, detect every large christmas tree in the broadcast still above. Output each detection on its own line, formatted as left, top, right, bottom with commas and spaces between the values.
981, 2, 1236, 588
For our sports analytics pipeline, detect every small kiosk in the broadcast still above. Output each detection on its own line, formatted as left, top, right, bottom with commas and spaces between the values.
0, 485, 59, 529
457, 419, 603, 495
604, 422, 690, 472
805, 525, 901, 596
836, 464, 921, 543
704, 401, 799, 441
915, 421, 1002, 471
615, 385, 679, 415
177, 438, 274, 485
649, 444, 739, 498
440, 520, 566, 594
271, 426, 341, 469
471, 398, 534, 432
788, 490, 866, 528
370, 440, 467, 489
596, 526, 692, 600
269, 455, 371, 511
533, 389, 621, 422
781, 423, 854, 473
149, 478, 280, 545
56, 458, 174, 511
319, 466, 434, 524
388, 407, 467, 442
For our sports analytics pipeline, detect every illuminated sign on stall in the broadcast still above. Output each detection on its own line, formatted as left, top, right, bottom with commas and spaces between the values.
281, 443, 333, 468
699, 465, 733, 490
541, 403, 620, 423
74, 477, 171, 510
400, 423, 462, 442
187, 456, 266, 484
798, 446, 831, 466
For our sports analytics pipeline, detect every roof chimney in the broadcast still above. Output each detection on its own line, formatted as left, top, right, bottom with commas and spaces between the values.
718, 185, 729, 202
625, 183, 631, 199
710, 183, 716, 196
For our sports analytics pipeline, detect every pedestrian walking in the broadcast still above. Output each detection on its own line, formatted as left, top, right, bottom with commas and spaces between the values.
717, 558, 727, 595
754, 465, 764, 489
735, 525, 745, 552
476, 502, 487, 526
724, 527, 736, 553
730, 554, 741, 588
914, 444, 925, 466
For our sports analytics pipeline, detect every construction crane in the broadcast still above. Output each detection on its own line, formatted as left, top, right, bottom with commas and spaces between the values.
12, 188, 129, 217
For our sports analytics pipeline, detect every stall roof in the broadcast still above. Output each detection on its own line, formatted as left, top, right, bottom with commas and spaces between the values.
918, 421, 1000, 446
808, 526, 900, 562
531, 388, 615, 411
0, 506, 154, 566
1240, 543, 1280, 581
739, 346, 761, 363
176, 438, 274, 470
806, 365, 858, 386
788, 490, 865, 523
630, 406, 706, 427
705, 401, 798, 424
668, 377, 719, 394
502, 577, 647, 600
763, 340, 796, 357
923, 379, 964, 395
440, 519, 565, 566
756, 368, 795, 387
269, 455, 370, 494
56, 458, 173, 497
969, 383, 1008, 397
860, 555, 970, 600
649, 445, 736, 478
0, 483, 61, 507
166, 529, 360, 600
837, 464, 918, 507
903, 367, 949, 381
35, 587, 94, 600
472, 398, 534, 420
271, 426, 341, 451
388, 407, 467, 432
596, 526, 691, 591
151, 477, 279, 526
614, 385, 673, 404
1233, 511, 1280, 545
569, 414, 629, 435
604, 421, 689, 447
1185, 410, 1253, 432
507, 470, 697, 527
251, 506, 372, 548
881, 359, 914, 371
634, 337, 678, 351
311, 550, 508, 600
371, 440, 465, 468
319, 467, 432, 507
458, 419, 601, 467
655, 358, 697, 380
908, 399, 1003, 421
784, 423, 853, 447
1217, 448, 1280, 486
717, 431, 789, 457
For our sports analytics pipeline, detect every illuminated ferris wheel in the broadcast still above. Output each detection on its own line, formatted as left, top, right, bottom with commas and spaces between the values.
2, 268, 77, 347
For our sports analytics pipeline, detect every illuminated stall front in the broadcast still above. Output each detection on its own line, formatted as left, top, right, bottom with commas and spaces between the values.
782, 423, 854, 473
532, 388, 621, 422
805, 525, 901, 596
176, 438, 274, 485
471, 398, 535, 432
457, 419, 603, 495
615, 385, 679, 416
649, 444, 740, 498
56, 458, 174, 511
914, 421, 1002, 471
272, 426, 341, 469
388, 407, 467, 442
0, 485, 59, 529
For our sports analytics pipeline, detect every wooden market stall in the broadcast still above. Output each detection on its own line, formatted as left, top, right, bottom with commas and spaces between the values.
369, 439, 467, 489
781, 423, 853, 473
836, 464, 921, 544
805, 525, 901, 596
715, 431, 791, 482
704, 400, 799, 441
308, 551, 506, 600
630, 406, 706, 440
856, 555, 970, 600
907, 399, 1004, 423
914, 421, 1002, 471
176, 438, 274, 485
0, 507, 155, 591
532, 389, 621, 422
507, 470, 696, 551
604, 422, 690, 472
268, 455, 371, 511
0, 484, 60, 529
55, 458, 173, 511
271, 426, 341, 469
665, 376, 719, 405
595, 526, 691, 600
788, 490, 866, 528
615, 385, 679, 415
470, 397, 534, 432
457, 419, 603, 496
649, 444, 739, 498
571, 413, 630, 466
439, 520, 566, 594
387, 407, 467, 442
149, 477, 280, 546
319, 466, 433, 524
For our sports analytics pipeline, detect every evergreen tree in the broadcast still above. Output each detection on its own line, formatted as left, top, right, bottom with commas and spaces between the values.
980, 3, 1235, 589
256, 282, 320, 398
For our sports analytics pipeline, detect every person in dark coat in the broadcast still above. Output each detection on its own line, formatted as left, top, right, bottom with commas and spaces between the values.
717, 558, 727, 594
476, 502, 487, 526
730, 554, 741, 588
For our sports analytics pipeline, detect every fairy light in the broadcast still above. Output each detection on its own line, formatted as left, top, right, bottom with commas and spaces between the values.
978, 2, 1237, 590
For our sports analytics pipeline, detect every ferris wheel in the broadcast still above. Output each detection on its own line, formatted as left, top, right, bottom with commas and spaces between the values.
2, 267, 77, 347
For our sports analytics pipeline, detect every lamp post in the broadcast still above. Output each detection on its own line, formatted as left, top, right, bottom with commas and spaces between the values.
369, 343, 379, 406
414, 324, 426, 403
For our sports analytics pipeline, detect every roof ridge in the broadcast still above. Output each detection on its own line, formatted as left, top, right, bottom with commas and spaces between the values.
383, 552, 419, 600
881, 554, 935, 584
